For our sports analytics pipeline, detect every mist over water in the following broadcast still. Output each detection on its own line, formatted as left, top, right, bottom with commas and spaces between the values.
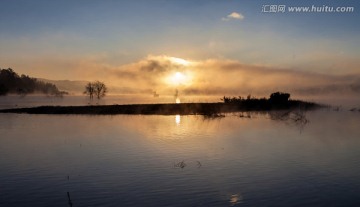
1, 110, 360, 206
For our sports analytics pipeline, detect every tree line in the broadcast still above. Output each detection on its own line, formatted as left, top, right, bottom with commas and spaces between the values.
220, 92, 296, 110
0, 68, 66, 96
221, 92, 291, 104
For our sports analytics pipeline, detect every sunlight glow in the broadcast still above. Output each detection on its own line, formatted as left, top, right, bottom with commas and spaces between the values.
162, 56, 193, 86
172, 72, 185, 84
176, 97, 181, 104
168, 71, 192, 86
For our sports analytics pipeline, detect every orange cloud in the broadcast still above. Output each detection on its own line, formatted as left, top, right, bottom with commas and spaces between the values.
71, 55, 360, 98
3, 54, 360, 98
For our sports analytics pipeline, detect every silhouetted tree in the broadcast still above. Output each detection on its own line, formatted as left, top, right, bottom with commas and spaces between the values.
0, 84, 8, 95
94, 81, 107, 99
84, 81, 107, 100
84, 82, 95, 99
221, 96, 244, 103
221, 92, 294, 110
269, 92, 290, 103
0, 68, 64, 96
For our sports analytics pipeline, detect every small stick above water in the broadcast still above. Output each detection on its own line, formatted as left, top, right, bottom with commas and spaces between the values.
67, 192, 73, 207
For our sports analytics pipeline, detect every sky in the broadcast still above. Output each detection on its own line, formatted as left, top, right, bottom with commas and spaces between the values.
0, 0, 359, 98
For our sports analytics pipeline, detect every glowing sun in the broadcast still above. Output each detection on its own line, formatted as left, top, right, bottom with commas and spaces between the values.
170, 72, 186, 85
164, 57, 193, 86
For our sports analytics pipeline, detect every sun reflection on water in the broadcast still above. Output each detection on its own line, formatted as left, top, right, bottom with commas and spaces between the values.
229, 193, 243, 206
175, 115, 181, 125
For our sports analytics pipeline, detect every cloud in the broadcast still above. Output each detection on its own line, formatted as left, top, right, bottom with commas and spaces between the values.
228, 12, 244, 19
8, 54, 359, 99
222, 12, 244, 21
69, 55, 192, 94
66, 55, 360, 99
138, 55, 184, 73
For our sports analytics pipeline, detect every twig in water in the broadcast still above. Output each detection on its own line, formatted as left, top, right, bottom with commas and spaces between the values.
67, 192, 73, 207
196, 161, 202, 168
174, 160, 187, 169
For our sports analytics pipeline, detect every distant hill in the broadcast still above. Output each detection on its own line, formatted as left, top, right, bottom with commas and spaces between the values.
0, 68, 67, 96
38, 79, 88, 94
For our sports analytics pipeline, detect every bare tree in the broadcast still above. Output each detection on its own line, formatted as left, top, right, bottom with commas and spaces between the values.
84, 81, 107, 100
93, 81, 107, 99
84, 82, 95, 99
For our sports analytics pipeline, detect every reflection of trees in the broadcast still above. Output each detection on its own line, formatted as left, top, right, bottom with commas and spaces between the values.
200, 109, 309, 131
350, 108, 360, 112
269, 109, 309, 132
202, 113, 226, 120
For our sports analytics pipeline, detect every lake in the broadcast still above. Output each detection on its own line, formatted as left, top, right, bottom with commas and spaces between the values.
1, 109, 360, 206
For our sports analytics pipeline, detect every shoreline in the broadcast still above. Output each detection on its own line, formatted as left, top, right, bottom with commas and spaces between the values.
0, 100, 322, 115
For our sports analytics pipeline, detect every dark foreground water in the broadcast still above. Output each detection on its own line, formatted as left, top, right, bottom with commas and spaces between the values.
1, 110, 360, 207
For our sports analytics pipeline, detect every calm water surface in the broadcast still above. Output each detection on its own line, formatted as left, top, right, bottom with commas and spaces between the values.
1, 110, 360, 206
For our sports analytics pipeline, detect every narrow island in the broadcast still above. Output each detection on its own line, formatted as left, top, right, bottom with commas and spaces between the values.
0, 92, 321, 115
